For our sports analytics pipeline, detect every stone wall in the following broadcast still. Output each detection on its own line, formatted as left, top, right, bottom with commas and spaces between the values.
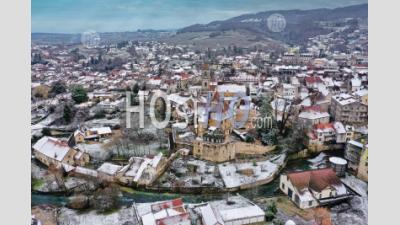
193, 140, 275, 163
234, 142, 275, 155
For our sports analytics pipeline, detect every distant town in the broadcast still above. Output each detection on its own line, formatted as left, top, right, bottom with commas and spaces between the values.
31, 4, 368, 225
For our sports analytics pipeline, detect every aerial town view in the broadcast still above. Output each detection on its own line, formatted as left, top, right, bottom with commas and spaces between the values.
31, 1, 368, 224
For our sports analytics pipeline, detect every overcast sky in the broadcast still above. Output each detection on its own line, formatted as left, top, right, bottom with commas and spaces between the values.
32, 0, 368, 33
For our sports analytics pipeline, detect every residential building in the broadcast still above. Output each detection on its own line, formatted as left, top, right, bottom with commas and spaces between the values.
140, 198, 191, 225
109, 153, 168, 186
73, 126, 112, 143
298, 106, 330, 130
97, 162, 122, 182
279, 168, 352, 209
330, 94, 368, 125
353, 89, 368, 105
277, 83, 298, 100
32, 136, 89, 168
344, 140, 367, 172
305, 76, 324, 89
357, 144, 368, 182
193, 195, 265, 225
333, 121, 346, 143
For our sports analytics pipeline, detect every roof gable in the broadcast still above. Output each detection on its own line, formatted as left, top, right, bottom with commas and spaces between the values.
287, 168, 342, 193
32, 136, 72, 161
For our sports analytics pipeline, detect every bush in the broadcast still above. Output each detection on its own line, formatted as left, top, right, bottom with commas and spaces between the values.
92, 185, 120, 213
94, 110, 106, 119
70, 85, 88, 104
272, 218, 284, 225
265, 202, 278, 221
265, 210, 276, 221
63, 105, 73, 123
68, 194, 89, 209
50, 81, 67, 95
42, 127, 51, 136
245, 135, 255, 143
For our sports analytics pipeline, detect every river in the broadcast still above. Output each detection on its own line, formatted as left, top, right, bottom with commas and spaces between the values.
32, 158, 313, 207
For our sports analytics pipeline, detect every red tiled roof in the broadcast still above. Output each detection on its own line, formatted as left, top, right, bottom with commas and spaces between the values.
180, 73, 191, 80
307, 131, 317, 140
49, 139, 69, 147
313, 123, 334, 130
305, 76, 323, 84
151, 198, 184, 213
287, 168, 341, 192
303, 105, 322, 112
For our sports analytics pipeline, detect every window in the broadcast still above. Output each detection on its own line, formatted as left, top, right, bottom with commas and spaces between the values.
288, 188, 293, 198
281, 183, 285, 190
309, 201, 313, 206
294, 194, 300, 205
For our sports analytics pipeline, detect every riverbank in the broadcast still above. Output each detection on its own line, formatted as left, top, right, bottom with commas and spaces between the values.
32, 156, 312, 208
32, 153, 369, 225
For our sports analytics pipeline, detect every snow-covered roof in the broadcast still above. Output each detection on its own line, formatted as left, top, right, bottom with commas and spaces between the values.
299, 111, 330, 120
141, 198, 188, 225
89, 127, 112, 135
333, 183, 348, 195
124, 158, 144, 177
219, 205, 265, 222
348, 140, 364, 148
150, 153, 163, 168
333, 122, 346, 134
74, 166, 98, 177
168, 93, 190, 105
351, 77, 362, 87
62, 163, 75, 172
329, 157, 347, 165
353, 89, 368, 97
332, 93, 357, 105
97, 162, 122, 176
32, 136, 71, 162
285, 220, 296, 225
141, 213, 157, 225
217, 84, 246, 93
134, 158, 151, 182
199, 204, 225, 225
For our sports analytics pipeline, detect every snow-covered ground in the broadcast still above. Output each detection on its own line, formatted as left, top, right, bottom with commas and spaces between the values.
308, 152, 328, 169
77, 142, 112, 161
58, 207, 139, 225
31, 113, 62, 137
83, 118, 120, 128
341, 174, 368, 197
331, 174, 368, 224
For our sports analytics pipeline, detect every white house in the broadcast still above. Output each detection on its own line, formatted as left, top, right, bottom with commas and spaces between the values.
140, 198, 191, 225
298, 108, 330, 129
193, 195, 265, 225
32, 136, 89, 168
279, 168, 351, 209
333, 121, 346, 143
